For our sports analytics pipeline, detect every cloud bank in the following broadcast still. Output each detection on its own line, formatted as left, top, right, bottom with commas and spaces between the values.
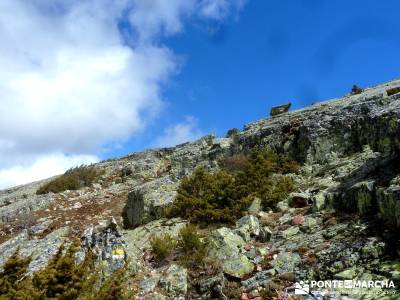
154, 116, 204, 147
0, 0, 246, 188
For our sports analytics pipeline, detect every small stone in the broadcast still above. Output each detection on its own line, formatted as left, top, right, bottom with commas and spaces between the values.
236, 215, 261, 236
278, 213, 292, 225
72, 202, 82, 209
272, 252, 301, 273
288, 192, 310, 208
241, 292, 249, 300
248, 289, 260, 298
277, 272, 295, 281
245, 248, 257, 259
257, 226, 272, 242
258, 247, 269, 256
292, 214, 305, 225
223, 255, 254, 279
253, 256, 263, 264
282, 226, 299, 239
276, 201, 290, 212
334, 267, 363, 280
207, 227, 246, 260
300, 216, 318, 232
259, 211, 281, 226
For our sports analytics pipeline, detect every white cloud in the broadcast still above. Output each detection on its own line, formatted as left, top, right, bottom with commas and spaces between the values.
154, 116, 203, 147
0, 0, 246, 188
199, 0, 247, 19
130, 0, 197, 42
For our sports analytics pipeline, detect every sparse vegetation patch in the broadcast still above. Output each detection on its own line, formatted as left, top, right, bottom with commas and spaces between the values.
36, 165, 104, 195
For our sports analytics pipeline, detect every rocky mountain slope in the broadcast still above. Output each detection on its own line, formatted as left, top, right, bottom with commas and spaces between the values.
1, 79, 400, 299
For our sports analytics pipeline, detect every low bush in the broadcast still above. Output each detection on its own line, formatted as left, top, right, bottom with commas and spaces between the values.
36, 165, 104, 195
225, 128, 240, 139
0, 243, 133, 300
0, 247, 39, 300
178, 225, 206, 267
168, 148, 299, 224
179, 225, 204, 253
150, 233, 177, 262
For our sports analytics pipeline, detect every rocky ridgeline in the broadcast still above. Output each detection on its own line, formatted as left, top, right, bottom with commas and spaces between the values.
1, 79, 400, 299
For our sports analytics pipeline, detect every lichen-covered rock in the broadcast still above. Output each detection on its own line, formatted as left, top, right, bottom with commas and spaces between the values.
257, 226, 272, 242
222, 255, 254, 279
159, 264, 188, 297
241, 269, 275, 292
334, 266, 363, 280
376, 185, 400, 228
82, 218, 126, 276
207, 227, 246, 259
340, 180, 375, 215
123, 218, 186, 273
282, 226, 300, 239
3, 79, 400, 299
247, 197, 262, 215
236, 215, 261, 237
271, 252, 301, 273
361, 238, 385, 259
197, 273, 225, 298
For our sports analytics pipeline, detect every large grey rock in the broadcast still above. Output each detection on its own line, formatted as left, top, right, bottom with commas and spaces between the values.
207, 227, 253, 279
207, 227, 246, 259
123, 218, 186, 273
124, 190, 145, 228
270, 103, 291, 116
376, 185, 400, 228
81, 218, 126, 276
222, 255, 254, 279
339, 180, 375, 215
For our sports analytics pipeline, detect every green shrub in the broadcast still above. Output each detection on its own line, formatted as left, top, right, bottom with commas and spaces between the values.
150, 233, 177, 261
0, 243, 134, 300
0, 248, 39, 300
225, 128, 240, 139
179, 225, 204, 253
36, 165, 104, 195
168, 148, 299, 224
178, 225, 206, 267
32, 242, 96, 299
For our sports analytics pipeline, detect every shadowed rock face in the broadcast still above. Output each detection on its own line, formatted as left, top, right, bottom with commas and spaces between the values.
123, 190, 145, 228
1, 79, 400, 298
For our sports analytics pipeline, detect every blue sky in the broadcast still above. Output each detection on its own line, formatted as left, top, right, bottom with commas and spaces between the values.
1, 0, 400, 188
121, 0, 400, 154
